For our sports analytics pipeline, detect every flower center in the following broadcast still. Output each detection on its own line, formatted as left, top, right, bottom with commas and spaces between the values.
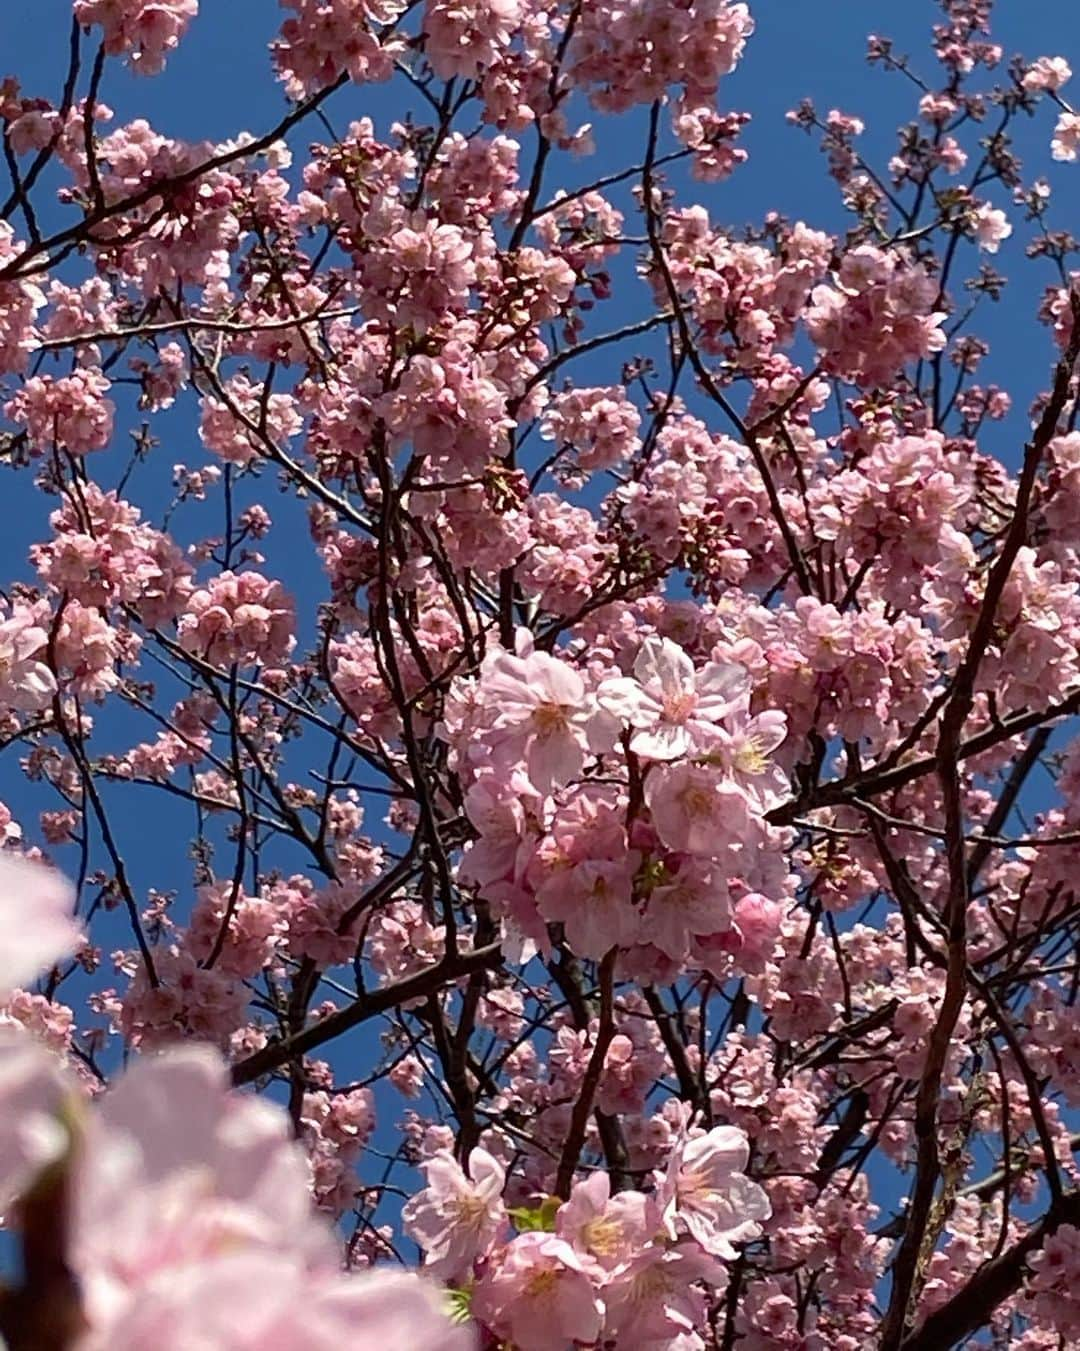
678, 784, 714, 819
532, 702, 570, 737
582, 1215, 622, 1258
525, 1267, 559, 1300
629, 1264, 671, 1303
590, 875, 615, 903
678, 1167, 716, 1209
661, 689, 697, 723
450, 1191, 489, 1231
734, 737, 767, 775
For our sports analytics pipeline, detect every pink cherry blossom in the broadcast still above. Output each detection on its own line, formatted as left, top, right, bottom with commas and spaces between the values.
271, 0, 405, 98
424, 0, 523, 81
972, 202, 1012, 252
536, 854, 642, 958
644, 762, 751, 856
656, 1120, 771, 1259
598, 636, 750, 761
402, 1146, 508, 1280
0, 1031, 70, 1213
541, 385, 642, 472
74, 0, 198, 74
806, 244, 947, 386
0, 608, 58, 712
1024, 56, 1073, 92
0, 5, 1078, 1344
711, 709, 789, 805
177, 570, 295, 668
556, 1168, 650, 1271
480, 639, 611, 791
1052, 111, 1080, 162
5, 368, 114, 455
70, 1046, 471, 1349
602, 1244, 728, 1349
645, 858, 731, 962
472, 1232, 604, 1351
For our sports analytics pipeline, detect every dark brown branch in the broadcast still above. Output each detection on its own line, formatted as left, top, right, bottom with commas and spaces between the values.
229, 942, 503, 1086
900, 1191, 1080, 1351
555, 948, 618, 1199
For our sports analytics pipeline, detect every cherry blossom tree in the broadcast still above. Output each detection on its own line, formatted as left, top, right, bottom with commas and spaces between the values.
1, 0, 1080, 1346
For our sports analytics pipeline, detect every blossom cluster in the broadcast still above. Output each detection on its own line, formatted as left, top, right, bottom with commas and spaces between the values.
0, 0, 1079, 1347
404, 1124, 769, 1351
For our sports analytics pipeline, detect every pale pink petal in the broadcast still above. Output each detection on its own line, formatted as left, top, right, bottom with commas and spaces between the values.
634, 636, 695, 696
629, 722, 692, 762
0, 1030, 70, 1213
683, 1124, 750, 1177
0, 854, 82, 992
596, 675, 660, 725
694, 661, 750, 719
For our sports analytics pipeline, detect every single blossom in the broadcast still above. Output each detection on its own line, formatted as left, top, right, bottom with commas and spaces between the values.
481, 635, 614, 790
472, 1231, 604, 1351
655, 1121, 771, 1259
535, 854, 642, 958
556, 1169, 650, 1271
1052, 111, 1080, 162
644, 858, 731, 961
597, 637, 750, 761
602, 1244, 727, 1349
401, 1145, 508, 1279
644, 763, 751, 856
972, 203, 1012, 253
0, 612, 58, 713
710, 710, 789, 806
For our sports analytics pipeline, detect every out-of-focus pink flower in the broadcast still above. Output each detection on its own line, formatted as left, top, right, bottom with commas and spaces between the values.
78, 1255, 470, 1351
0, 854, 82, 992
0, 1031, 70, 1213
68, 1045, 472, 1349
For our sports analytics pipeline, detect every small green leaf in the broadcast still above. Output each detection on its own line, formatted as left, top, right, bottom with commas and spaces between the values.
509, 1194, 561, 1232
445, 1286, 473, 1325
